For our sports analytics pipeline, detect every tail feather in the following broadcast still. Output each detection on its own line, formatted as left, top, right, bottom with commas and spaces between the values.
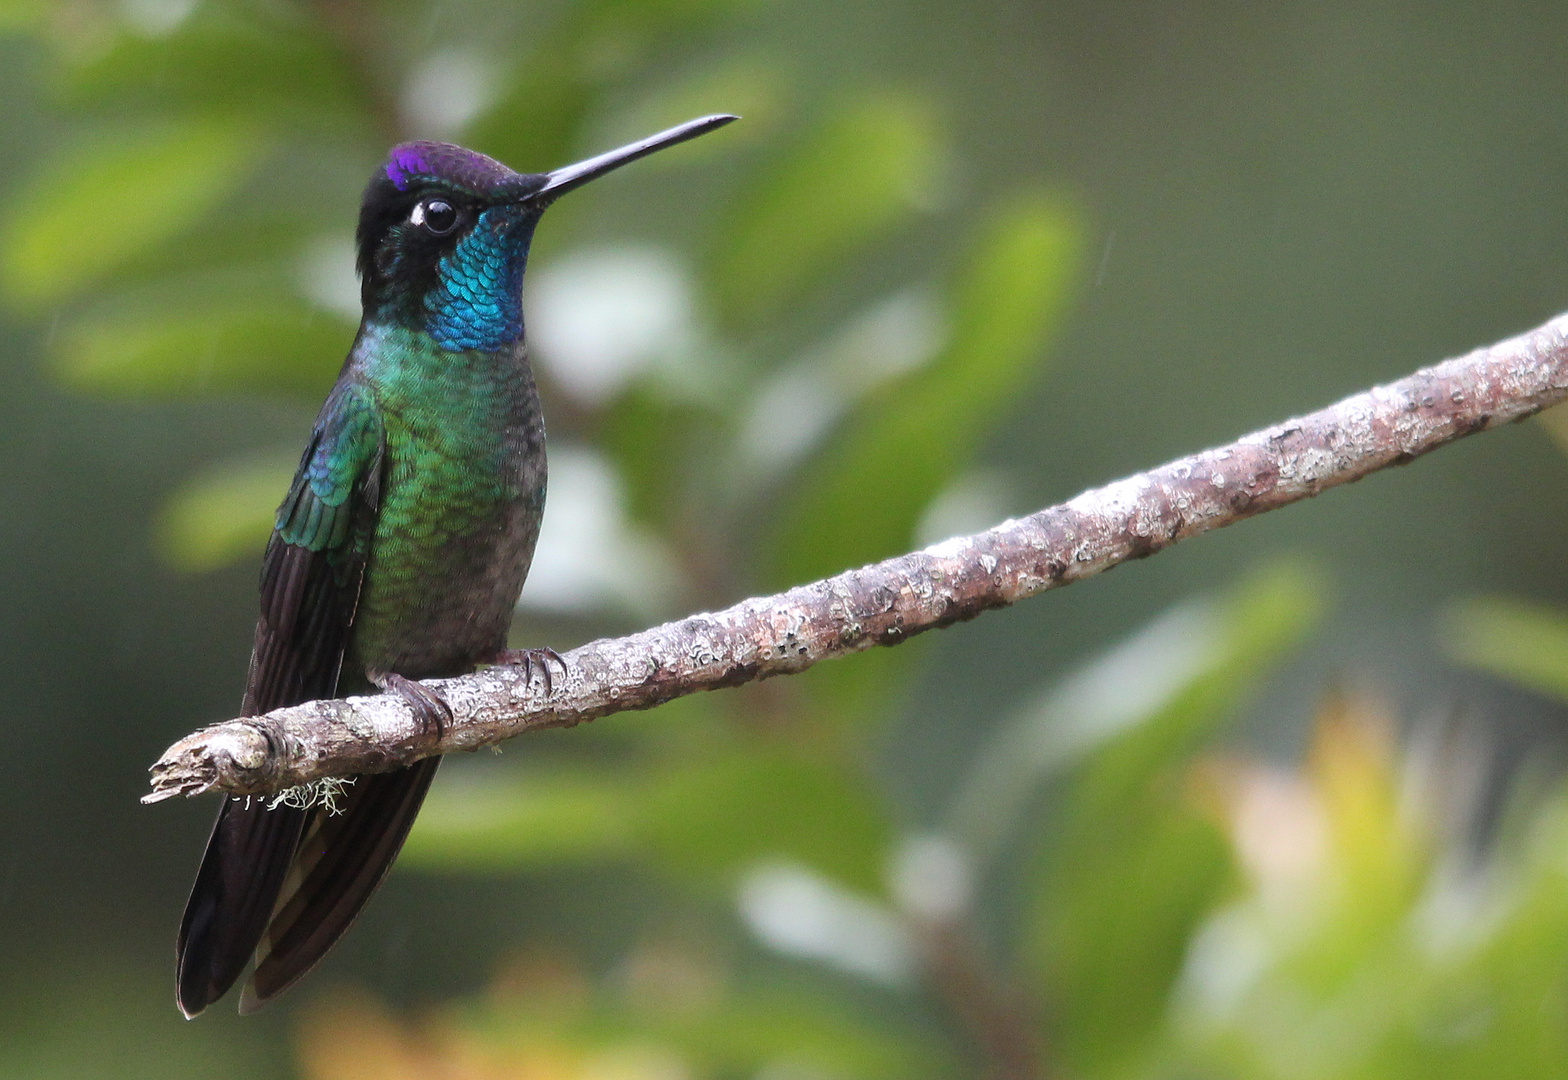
175, 760, 441, 1017
240, 758, 442, 1012
176, 799, 308, 1018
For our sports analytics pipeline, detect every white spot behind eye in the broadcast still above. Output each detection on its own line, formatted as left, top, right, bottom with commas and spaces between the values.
410, 199, 459, 234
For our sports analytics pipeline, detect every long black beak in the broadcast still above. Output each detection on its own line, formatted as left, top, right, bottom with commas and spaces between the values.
529, 114, 739, 202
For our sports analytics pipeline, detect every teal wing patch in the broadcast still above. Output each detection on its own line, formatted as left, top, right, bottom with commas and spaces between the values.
276, 388, 383, 556
246, 384, 385, 715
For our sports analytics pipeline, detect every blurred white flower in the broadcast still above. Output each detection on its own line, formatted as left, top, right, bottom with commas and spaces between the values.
889, 833, 973, 922
945, 601, 1223, 863
826, 285, 945, 390
529, 247, 697, 407
1177, 904, 1271, 1021
520, 445, 679, 619
401, 49, 498, 139
1228, 766, 1329, 917
296, 234, 361, 322
741, 367, 840, 469
915, 467, 1016, 547
738, 862, 913, 987
118, 0, 196, 37
740, 287, 943, 480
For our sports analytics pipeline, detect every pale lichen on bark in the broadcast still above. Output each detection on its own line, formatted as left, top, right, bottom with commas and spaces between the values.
146, 312, 1568, 803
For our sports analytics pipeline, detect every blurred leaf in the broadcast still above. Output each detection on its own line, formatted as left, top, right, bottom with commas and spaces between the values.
1434, 795, 1568, 1075
157, 450, 295, 572
708, 93, 948, 330
495, 948, 952, 1079
468, 47, 597, 175
1060, 800, 1231, 1074
1535, 400, 1568, 458
947, 599, 1229, 866
1, 120, 266, 309
768, 189, 1081, 590
641, 749, 893, 893
0, 966, 276, 1080
645, 985, 956, 1079
399, 747, 894, 883
1442, 594, 1568, 703
1164, 697, 1568, 1079
1064, 563, 1325, 830
300, 974, 952, 1080
601, 381, 716, 531
1031, 562, 1325, 1076
1310, 691, 1409, 886
582, 0, 754, 37
402, 770, 637, 870
1288, 690, 1428, 992
53, 300, 351, 397
75, 217, 308, 293
0, 0, 43, 32
786, 636, 931, 739
60, 9, 364, 121
469, 0, 747, 170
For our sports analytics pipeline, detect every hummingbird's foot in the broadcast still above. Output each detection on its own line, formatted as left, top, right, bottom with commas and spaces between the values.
492, 647, 568, 696
374, 672, 453, 741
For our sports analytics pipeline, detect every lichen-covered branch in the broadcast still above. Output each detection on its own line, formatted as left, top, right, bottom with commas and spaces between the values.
146, 311, 1568, 803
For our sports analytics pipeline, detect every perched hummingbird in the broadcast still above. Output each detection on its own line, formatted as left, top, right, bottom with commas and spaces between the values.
175, 114, 737, 1017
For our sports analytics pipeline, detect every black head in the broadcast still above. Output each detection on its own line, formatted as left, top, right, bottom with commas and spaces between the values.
355, 115, 738, 351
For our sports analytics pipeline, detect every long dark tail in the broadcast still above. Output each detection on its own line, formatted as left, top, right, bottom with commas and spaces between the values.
176, 797, 307, 1017
175, 758, 440, 1018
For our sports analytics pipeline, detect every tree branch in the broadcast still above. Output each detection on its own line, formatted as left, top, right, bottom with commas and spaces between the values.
145, 312, 1568, 803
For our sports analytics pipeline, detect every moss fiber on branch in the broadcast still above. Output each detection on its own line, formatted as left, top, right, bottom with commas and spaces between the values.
146, 311, 1568, 803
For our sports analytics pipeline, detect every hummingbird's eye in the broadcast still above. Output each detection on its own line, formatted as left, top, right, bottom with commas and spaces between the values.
410, 198, 460, 235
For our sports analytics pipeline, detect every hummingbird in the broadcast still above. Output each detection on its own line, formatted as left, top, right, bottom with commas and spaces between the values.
174, 114, 738, 1017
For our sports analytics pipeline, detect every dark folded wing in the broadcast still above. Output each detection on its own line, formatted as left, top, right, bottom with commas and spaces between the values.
176, 384, 386, 1018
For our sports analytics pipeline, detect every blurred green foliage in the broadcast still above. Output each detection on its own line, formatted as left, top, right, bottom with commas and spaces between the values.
8, 1, 1568, 1078
1443, 594, 1568, 703
1032, 565, 1324, 1076
55, 301, 350, 396
768, 189, 1080, 588
709, 92, 946, 331
156, 450, 300, 571
2, 120, 267, 308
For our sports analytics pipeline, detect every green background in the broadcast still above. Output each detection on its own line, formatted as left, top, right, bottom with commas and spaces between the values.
5, 1, 1568, 1077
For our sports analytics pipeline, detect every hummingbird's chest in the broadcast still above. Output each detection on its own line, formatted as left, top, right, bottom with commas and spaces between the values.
349, 344, 546, 679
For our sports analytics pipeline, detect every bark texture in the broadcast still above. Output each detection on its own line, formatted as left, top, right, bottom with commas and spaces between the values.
147, 312, 1568, 802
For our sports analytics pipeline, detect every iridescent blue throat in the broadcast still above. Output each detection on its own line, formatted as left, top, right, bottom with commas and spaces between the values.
423, 206, 539, 353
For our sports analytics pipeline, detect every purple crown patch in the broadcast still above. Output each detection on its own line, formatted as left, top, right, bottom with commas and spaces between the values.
385, 146, 433, 190
380, 142, 520, 195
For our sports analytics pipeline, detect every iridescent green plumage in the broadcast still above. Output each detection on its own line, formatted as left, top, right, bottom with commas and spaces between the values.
174, 115, 737, 1018
345, 321, 546, 680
